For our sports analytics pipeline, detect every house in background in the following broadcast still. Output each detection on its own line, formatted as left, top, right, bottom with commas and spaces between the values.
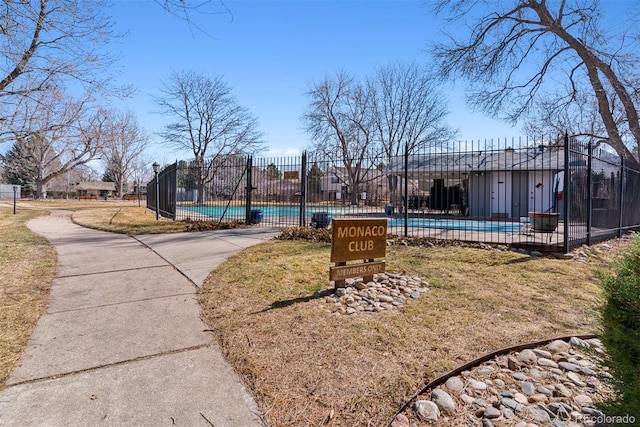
74, 181, 116, 200
320, 166, 348, 202
386, 147, 567, 220
131, 183, 147, 197
252, 167, 302, 203
319, 166, 389, 205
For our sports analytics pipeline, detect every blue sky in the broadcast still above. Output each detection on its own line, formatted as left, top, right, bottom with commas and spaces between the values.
107, 0, 519, 160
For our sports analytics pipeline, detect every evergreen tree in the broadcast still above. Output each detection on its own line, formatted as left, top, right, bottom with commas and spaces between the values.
177, 160, 198, 191
102, 166, 115, 183
266, 163, 281, 179
308, 162, 323, 195
0, 138, 37, 194
102, 153, 124, 194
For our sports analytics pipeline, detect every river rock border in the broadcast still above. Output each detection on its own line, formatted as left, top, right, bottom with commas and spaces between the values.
316, 273, 429, 315
392, 337, 617, 427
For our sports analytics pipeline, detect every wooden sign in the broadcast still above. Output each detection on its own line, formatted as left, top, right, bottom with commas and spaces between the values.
330, 218, 387, 262
330, 261, 386, 281
283, 171, 299, 180
330, 218, 387, 285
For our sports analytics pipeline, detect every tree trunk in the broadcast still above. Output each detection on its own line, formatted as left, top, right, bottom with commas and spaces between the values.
117, 171, 125, 197
36, 160, 46, 199
36, 179, 46, 199
196, 157, 205, 203
388, 175, 398, 208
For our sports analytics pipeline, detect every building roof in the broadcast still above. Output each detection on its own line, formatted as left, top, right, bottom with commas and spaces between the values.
74, 181, 116, 191
386, 147, 566, 179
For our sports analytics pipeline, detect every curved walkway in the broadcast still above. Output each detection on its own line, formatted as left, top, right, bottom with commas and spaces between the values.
0, 210, 279, 426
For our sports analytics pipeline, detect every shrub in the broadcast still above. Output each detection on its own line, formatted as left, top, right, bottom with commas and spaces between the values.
276, 226, 331, 243
598, 235, 640, 418
182, 218, 245, 232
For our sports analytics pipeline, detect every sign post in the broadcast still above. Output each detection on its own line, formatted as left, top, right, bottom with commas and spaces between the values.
330, 218, 387, 288
12, 185, 18, 215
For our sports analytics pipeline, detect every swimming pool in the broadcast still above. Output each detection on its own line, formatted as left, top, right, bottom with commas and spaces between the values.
181, 205, 522, 233
387, 218, 522, 233
181, 205, 351, 218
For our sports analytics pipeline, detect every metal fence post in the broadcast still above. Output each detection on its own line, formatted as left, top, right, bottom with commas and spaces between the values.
299, 151, 307, 227
169, 161, 177, 220
563, 134, 570, 253
403, 142, 409, 237
245, 155, 253, 224
586, 142, 593, 246
618, 157, 625, 238
152, 162, 159, 220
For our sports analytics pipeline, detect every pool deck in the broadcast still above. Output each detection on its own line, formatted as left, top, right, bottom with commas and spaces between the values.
385, 219, 564, 247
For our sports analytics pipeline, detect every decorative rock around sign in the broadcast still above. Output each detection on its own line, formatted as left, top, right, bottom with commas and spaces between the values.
319, 273, 429, 316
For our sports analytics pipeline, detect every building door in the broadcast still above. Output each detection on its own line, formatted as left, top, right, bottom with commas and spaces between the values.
511, 171, 529, 220
469, 173, 490, 218
528, 171, 554, 213
491, 171, 512, 218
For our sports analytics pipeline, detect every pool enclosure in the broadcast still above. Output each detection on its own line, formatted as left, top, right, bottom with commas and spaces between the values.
148, 135, 640, 253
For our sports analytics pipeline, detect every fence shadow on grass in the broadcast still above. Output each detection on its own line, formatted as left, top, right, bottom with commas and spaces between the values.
252, 289, 332, 314
505, 256, 538, 265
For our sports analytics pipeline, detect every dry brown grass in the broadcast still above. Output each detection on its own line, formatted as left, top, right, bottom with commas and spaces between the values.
18, 199, 142, 211
71, 206, 189, 234
0, 206, 55, 389
198, 239, 625, 426
14, 200, 187, 234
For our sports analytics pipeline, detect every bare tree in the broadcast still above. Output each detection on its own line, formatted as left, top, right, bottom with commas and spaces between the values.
432, 0, 640, 166
153, 0, 232, 35
154, 70, 264, 202
524, 83, 640, 154
370, 60, 456, 207
100, 110, 149, 197
4, 90, 107, 198
0, 0, 118, 136
372, 61, 455, 157
302, 70, 379, 205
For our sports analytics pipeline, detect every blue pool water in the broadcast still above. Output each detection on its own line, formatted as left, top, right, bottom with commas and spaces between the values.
387, 218, 522, 233
182, 205, 521, 233
181, 205, 335, 217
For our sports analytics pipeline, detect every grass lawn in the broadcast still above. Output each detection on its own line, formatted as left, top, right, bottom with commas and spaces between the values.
0, 200, 631, 425
20, 200, 190, 234
198, 238, 625, 426
72, 205, 189, 234
0, 206, 55, 388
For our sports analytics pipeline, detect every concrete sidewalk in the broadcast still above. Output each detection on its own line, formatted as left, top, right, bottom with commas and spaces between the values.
134, 227, 280, 287
0, 210, 279, 426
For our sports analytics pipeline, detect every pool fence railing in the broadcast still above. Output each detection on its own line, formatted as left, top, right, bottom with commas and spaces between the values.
147, 135, 640, 253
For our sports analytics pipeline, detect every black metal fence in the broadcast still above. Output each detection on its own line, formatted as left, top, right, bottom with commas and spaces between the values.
565, 138, 640, 249
147, 136, 640, 252
146, 162, 176, 219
